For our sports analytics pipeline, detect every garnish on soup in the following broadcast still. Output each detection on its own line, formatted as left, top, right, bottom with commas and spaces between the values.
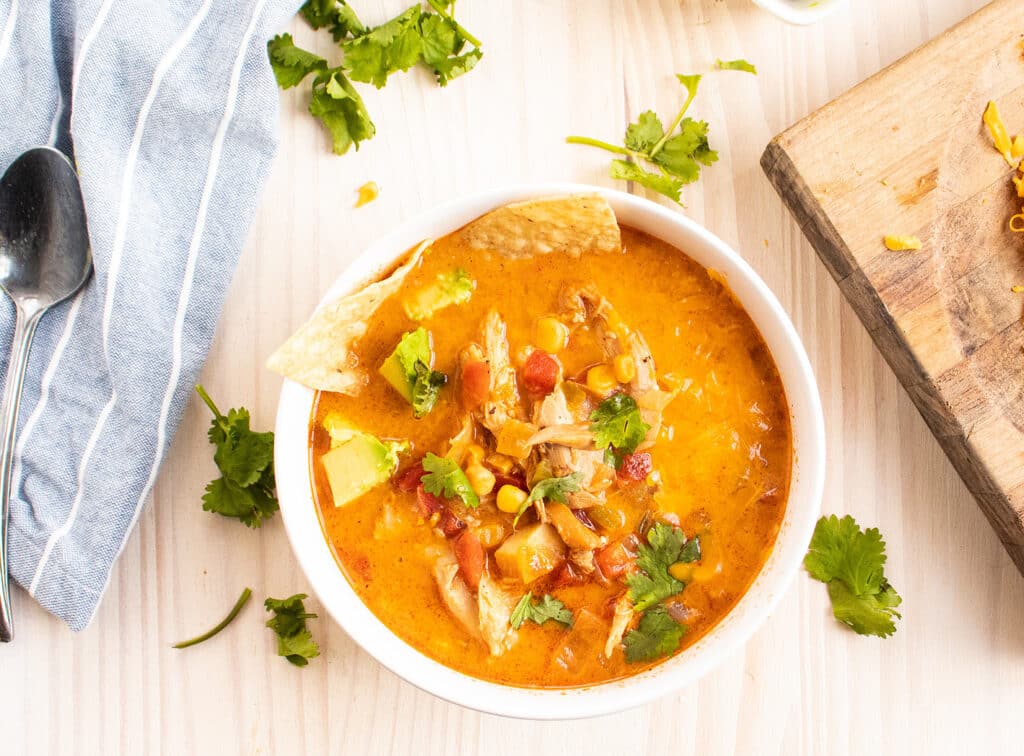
268, 195, 792, 687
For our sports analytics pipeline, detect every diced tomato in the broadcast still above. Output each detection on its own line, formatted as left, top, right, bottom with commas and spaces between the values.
415, 485, 444, 517
493, 470, 528, 491
438, 508, 466, 538
522, 350, 559, 396
549, 562, 585, 590
461, 359, 490, 409
595, 539, 638, 581
453, 530, 485, 590
617, 452, 652, 482
396, 460, 427, 492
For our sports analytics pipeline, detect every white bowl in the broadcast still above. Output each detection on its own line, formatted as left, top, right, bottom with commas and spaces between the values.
752, 0, 846, 25
274, 183, 825, 720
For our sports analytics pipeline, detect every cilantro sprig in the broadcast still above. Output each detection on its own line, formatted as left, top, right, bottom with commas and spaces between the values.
509, 592, 574, 629
589, 394, 650, 468
626, 522, 700, 612
513, 472, 583, 526
268, 1, 483, 155
196, 385, 278, 528
421, 452, 479, 508
567, 74, 718, 204
623, 604, 687, 663
805, 515, 902, 638
265, 594, 321, 667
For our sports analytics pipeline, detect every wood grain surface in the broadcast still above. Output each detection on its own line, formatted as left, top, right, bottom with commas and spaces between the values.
3, 2, 1024, 755
762, 0, 1024, 575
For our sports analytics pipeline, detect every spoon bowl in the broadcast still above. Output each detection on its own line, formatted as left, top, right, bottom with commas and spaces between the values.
0, 147, 92, 642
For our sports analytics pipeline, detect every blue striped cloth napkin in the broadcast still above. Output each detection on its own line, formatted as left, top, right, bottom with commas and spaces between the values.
0, 0, 301, 631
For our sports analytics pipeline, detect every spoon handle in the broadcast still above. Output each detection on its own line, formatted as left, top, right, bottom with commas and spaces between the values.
0, 307, 42, 643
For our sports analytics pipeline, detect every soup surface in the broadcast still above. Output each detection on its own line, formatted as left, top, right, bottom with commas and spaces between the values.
310, 225, 791, 688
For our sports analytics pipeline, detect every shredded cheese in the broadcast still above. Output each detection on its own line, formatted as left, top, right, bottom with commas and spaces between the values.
355, 181, 380, 208
984, 101, 1015, 166
981, 101, 1024, 235
883, 235, 922, 251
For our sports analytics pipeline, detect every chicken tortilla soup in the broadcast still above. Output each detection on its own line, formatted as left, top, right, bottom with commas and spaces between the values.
268, 195, 792, 688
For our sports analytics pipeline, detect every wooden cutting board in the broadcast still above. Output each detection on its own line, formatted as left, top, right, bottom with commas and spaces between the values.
761, 0, 1024, 574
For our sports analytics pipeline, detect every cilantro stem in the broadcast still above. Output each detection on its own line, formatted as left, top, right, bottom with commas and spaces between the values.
649, 85, 699, 159
426, 0, 482, 48
195, 384, 223, 419
172, 587, 252, 649
565, 136, 645, 161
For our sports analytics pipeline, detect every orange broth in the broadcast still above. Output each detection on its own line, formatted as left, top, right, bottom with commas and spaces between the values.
309, 226, 791, 687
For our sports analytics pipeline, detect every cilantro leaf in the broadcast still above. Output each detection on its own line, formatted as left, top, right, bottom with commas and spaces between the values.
589, 394, 650, 467
419, 12, 482, 86
828, 580, 902, 638
626, 522, 698, 611
623, 605, 687, 663
342, 6, 423, 89
567, 72, 715, 204
513, 472, 583, 525
267, 34, 326, 89
196, 385, 278, 528
411, 360, 448, 418
805, 514, 886, 595
804, 515, 902, 638
624, 111, 665, 153
421, 452, 479, 508
609, 160, 683, 204
265, 594, 320, 667
300, 0, 366, 41
510, 592, 574, 629
651, 119, 718, 182
309, 67, 375, 155
716, 58, 757, 75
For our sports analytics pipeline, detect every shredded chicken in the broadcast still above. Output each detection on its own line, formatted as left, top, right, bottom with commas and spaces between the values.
462, 310, 524, 439
445, 414, 479, 466
477, 572, 519, 655
605, 594, 634, 658
431, 549, 480, 640
569, 548, 596, 575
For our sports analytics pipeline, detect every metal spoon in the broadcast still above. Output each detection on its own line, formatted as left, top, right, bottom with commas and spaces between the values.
0, 147, 92, 642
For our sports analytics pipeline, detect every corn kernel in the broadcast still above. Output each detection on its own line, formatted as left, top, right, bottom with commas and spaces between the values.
496, 484, 528, 514
668, 562, 694, 582
613, 354, 636, 384
691, 562, 722, 582
465, 464, 496, 497
535, 317, 569, 354
465, 444, 486, 466
586, 364, 618, 395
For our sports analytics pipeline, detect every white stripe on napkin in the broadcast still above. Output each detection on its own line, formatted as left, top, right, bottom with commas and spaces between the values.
0, 0, 18, 67
29, 0, 217, 594
96, 0, 272, 625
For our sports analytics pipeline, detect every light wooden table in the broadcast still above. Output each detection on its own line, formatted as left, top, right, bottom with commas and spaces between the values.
4, 1, 1023, 754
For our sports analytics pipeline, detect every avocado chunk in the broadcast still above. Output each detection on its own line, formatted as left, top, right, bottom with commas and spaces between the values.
403, 268, 475, 321
379, 327, 431, 402
320, 423, 407, 507
378, 328, 447, 417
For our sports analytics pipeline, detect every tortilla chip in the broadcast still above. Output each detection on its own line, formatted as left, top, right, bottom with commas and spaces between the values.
266, 241, 429, 393
449, 194, 621, 259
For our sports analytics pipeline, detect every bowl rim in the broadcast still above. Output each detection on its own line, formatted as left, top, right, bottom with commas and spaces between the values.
273, 182, 825, 720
